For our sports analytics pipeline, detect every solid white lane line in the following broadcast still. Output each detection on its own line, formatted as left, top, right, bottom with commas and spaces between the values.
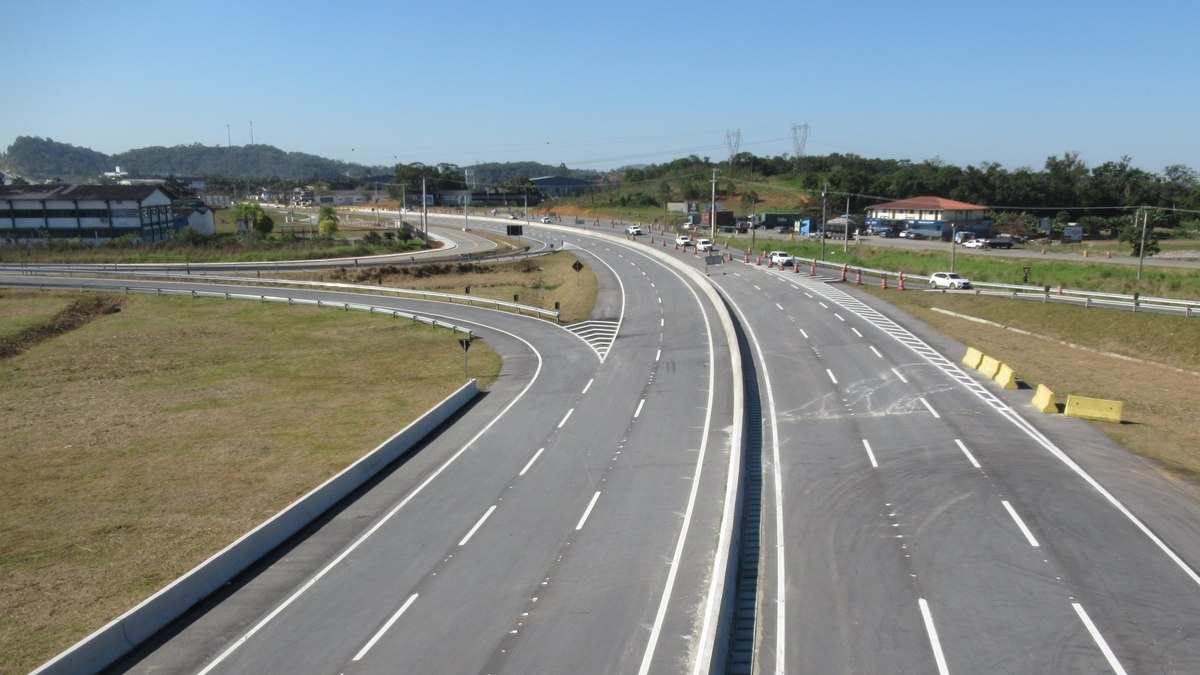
582, 378, 594, 394
862, 439, 879, 468
1073, 603, 1128, 675
458, 505, 497, 546
954, 439, 980, 468
800, 329, 809, 339
519, 448, 545, 476
557, 408, 574, 428
891, 367, 908, 383
1002, 500, 1040, 548
826, 369, 838, 384
634, 398, 645, 418
576, 491, 601, 530
919, 598, 951, 675
851, 326, 863, 337
870, 345, 883, 358
352, 593, 418, 662
920, 397, 941, 418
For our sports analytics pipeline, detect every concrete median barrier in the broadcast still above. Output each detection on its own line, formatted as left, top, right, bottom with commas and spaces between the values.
977, 354, 1002, 379
962, 347, 983, 369
994, 363, 1019, 390
1031, 384, 1057, 413
1064, 395, 1123, 423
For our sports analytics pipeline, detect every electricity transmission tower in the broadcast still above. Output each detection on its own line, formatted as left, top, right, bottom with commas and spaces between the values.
726, 129, 742, 169
791, 123, 809, 170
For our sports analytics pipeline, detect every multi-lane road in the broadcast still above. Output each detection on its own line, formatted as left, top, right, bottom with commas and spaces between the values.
8, 214, 1200, 673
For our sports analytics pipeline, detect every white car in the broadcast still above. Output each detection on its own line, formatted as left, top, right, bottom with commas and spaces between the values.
769, 250, 794, 266
675, 235, 693, 247
626, 225, 644, 235
541, 216, 552, 223
696, 238, 714, 252
961, 239, 985, 249
928, 271, 972, 289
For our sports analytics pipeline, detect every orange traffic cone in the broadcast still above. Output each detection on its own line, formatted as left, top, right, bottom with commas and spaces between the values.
809, 260, 817, 277
839, 264, 847, 282
881, 275, 888, 290
898, 273, 906, 291
855, 271, 863, 285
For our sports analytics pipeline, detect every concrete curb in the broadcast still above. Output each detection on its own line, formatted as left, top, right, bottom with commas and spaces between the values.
33, 380, 480, 675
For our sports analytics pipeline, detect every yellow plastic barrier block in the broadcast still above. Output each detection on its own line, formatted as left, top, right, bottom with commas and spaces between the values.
1031, 384, 1057, 413
962, 347, 983, 370
978, 355, 1001, 379
994, 363, 1019, 390
1064, 395, 1123, 423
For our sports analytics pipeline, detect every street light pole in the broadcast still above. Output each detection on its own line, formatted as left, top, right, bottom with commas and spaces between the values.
710, 169, 717, 240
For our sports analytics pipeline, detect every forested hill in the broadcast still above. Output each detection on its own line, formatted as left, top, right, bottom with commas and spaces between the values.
1, 136, 381, 181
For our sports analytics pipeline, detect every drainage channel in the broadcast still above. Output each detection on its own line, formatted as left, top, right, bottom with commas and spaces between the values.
724, 310, 765, 674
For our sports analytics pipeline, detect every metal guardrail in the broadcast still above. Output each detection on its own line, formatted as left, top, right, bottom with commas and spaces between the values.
0, 279, 479, 337
782, 256, 1199, 318
0, 266, 561, 321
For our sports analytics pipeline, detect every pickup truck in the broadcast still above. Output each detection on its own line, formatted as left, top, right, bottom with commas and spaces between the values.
969, 234, 1015, 249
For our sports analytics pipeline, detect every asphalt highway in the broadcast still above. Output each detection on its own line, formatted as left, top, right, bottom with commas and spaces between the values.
21, 222, 741, 673
10, 212, 1200, 674
625, 232, 1200, 673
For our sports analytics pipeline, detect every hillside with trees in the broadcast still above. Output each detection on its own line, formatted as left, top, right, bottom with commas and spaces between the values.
1, 137, 382, 181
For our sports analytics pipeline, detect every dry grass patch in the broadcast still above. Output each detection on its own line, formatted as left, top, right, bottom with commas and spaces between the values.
0, 290, 78, 338
311, 252, 598, 323
868, 288, 1200, 482
0, 293, 500, 674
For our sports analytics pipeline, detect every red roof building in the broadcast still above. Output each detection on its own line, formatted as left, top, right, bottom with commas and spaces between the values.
865, 195, 992, 239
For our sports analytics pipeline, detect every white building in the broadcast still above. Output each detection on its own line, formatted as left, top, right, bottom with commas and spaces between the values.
0, 184, 177, 244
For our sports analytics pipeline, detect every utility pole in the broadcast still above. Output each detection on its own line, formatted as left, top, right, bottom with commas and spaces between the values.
710, 169, 718, 240
421, 177, 428, 243
843, 196, 850, 253
950, 224, 957, 273
1137, 208, 1148, 280
821, 184, 828, 260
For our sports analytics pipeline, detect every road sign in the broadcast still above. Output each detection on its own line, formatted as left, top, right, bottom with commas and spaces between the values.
458, 338, 473, 352
572, 260, 584, 273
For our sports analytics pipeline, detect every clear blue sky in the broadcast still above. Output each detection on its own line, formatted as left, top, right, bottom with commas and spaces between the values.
3, 0, 1197, 175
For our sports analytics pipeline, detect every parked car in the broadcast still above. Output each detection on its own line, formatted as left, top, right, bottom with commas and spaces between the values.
928, 271, 972, 289
675, 234, 693, 247
626, 225, 644, 235
696, 238, 715, 252
905, 231, 928, 240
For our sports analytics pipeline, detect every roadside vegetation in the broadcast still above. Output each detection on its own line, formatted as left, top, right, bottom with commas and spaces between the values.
0, 290, 501, 674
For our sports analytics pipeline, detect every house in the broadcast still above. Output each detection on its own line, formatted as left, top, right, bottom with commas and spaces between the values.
0, 183, 177, 244
865, 196, 990, 239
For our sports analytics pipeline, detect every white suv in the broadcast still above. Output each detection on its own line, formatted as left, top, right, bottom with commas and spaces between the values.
675, 235, 693, 247
928, 271, 972, 289
769, 250, 793, 266
626, 225, 644, 235
696, 238, 714, 252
